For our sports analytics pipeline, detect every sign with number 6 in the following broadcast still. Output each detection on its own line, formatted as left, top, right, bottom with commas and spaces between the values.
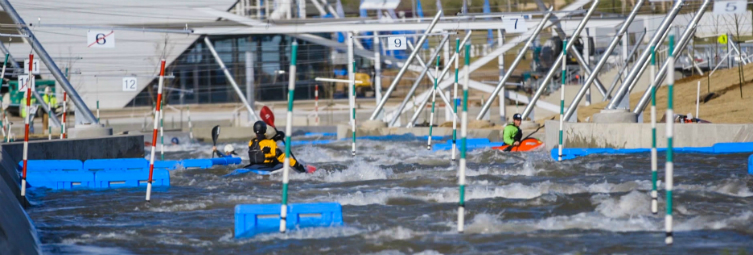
122, 77, 137, 91
387, 36, 407, 50
87, 30, 115, 48
713, 0, 746, 15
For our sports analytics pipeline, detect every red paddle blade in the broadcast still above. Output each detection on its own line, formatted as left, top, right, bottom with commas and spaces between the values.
306, 165, 317, 174
260, 106, 275, 127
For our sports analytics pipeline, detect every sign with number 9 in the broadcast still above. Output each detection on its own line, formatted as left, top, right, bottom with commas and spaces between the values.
387, 36, 407, 50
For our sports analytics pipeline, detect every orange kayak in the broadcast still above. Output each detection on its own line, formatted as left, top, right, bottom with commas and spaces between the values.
492, 138, 545, 152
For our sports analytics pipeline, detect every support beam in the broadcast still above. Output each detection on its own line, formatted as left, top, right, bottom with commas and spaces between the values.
633, 0, 711, 115
607, 0, 685, 109
0, 0, 98, 124
562, 0, 646, 121
604, 28, 647, 100
204, 37, 259, 122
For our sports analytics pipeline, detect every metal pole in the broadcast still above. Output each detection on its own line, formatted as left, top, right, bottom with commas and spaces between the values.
632, 0, 710, 115
370, 11, 443, 121
498, 29, 505, 121
0, 0, 98, 124
388, 35, 450, 126
477, 9, 553, 119
607, 0, 685, 109
562, 0, 645, 120
451, 37, 460, 162
204, 37, 259, 122
246, 51, 255, 121
520, 0, 599, 120
373, 32, 382, 111
604, 28, 647, 100
427, 55, 440, 150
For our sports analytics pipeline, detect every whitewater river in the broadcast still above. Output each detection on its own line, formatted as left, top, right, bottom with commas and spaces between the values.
25, 136, 753, 254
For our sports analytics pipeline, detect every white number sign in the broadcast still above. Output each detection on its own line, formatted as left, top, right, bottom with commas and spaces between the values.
360, 0, 400, 10
87, 30, 115, 48
23, 59, 39, 74
387, 36, 407, 50
18, 75, 32, 92
714, 1, 747, 15
122, 77, 137, 91
502, 17, 528, 33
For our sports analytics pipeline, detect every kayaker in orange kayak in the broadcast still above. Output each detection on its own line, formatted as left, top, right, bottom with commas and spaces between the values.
503, 113, 523, 147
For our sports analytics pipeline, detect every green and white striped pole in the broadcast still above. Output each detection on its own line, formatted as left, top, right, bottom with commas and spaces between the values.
280, 40, 298, 233
650, 46, 658, 214
451, 37, 459, 161
665, 35, 675, 245
458, 42, 470, 233
558, 40, 567, 161
427, 55, 440, 150
350, 60, 357, 156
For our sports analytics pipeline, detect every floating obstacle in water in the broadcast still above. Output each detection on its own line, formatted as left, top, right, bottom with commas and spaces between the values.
20, 157, 242, 190
234, 203, 343, 238
555, 142, 753, 161
432, 138, 505, 152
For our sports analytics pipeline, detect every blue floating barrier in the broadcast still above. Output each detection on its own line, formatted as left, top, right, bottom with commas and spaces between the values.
713, 142, 753, 154
304, 132, 336, 137
226, 157, 242, 165
153, 160, 181, 171
234, 203, 343, 239
181, 159, 213, 169
94, 168, 169, 188
26, 170, 95, 190
749, 154, 753, 175
210, 158, 228, 166
84, 158, 148, 172
18, 160, 83, 172
291, 140, 335, 146
432, 138, 493, 151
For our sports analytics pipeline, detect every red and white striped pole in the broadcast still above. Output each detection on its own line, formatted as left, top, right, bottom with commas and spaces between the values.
21, 54, 33, 199
146, 59, 166, 202
61, 92, 67, 139
314, 84, 319, 125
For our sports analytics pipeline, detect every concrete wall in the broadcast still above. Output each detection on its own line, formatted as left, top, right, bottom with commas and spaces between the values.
545, 121, 753, 150
0, 177, 41, 255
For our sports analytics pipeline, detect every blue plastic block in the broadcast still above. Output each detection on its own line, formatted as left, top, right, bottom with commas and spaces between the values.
94, 169, 169, 188
748, 154, 753, 175
304, 132, 336, 137
18, 159, 83, 172
26, 170, 95, 190
210, 158, 228, 166
713, 142, 753, 154
84, 158, 148, 172
181, 159, 213, 169
234, 203, 343, 239
153, 160, 181, 171
291, 140, 335, 146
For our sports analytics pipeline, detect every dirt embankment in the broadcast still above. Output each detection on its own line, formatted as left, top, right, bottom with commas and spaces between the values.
573, 63, 753, 124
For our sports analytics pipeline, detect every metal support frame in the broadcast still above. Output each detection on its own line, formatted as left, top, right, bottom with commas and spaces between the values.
406, 33, 473, 126
607, 0, 685, 109
476, 8, 553, 120
604, 28, 647, 99
204, 37, 259, 122
562, 0, 646, 121
520, 0, 599, 120
404, 40, 463, 127
534, 0, 608, 97
0, 0, 98, 124
633, 0, 711, 115
388, 35, 450, 126
370, 11, 443, 121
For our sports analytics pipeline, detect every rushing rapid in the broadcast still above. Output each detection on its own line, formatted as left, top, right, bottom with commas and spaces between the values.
26, 137, 753, 254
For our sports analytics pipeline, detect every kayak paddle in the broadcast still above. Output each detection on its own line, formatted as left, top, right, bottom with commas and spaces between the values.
211, 125, 220, 158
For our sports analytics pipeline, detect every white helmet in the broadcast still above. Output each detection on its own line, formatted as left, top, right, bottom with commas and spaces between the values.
44, 87, 51, 95
224, 144, 235, 154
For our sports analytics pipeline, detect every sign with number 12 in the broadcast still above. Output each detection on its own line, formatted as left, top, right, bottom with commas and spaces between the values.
122, 77, 137, 91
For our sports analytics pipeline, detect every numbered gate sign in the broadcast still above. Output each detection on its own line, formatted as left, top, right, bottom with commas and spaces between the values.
714, 0, 746, 15
87, 30, 115, 48
122, 77, 137, 91
502, 17, 527, 33
387, 36, 407, 50
18, 75, 33, 92
23, 59, 39, 74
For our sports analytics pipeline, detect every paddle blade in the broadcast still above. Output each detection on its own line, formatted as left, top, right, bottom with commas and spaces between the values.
211, 125, 220, 146
305, 165, 317, 174
260, 106, 275, 127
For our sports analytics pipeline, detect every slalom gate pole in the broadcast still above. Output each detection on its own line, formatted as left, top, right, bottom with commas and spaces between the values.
280, 41, 298, 233
695, 81, 700, 119
96, 100, 99, 123
187, 106, 193, 139
146, 59, 166, 202
458, 42, 470, 233
558, 40, 567, 161
451, 37, 459, 162
315, 84, 319, 125
427, 55, 440, 150
350, 60, 356, 156
665, 35, 675, 245
1, 54, 6, 141
650, 46, 658, 214
61, 67, 68, 139
20, 53, 33, 200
